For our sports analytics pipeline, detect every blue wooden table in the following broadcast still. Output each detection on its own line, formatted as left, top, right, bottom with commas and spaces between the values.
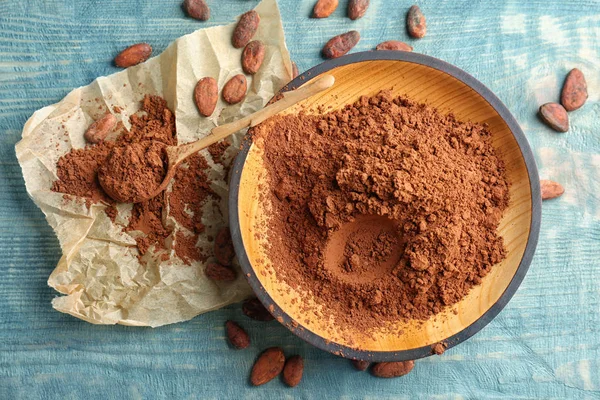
1, 1, 599, 398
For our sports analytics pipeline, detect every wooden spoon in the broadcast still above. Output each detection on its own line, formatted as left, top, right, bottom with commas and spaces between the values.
99, 74, 335, 203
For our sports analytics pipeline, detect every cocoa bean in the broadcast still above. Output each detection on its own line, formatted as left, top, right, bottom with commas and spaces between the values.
182, 0, 210, 21
225, 320, 250, 349
539, 102, 569, 132
194, 77, 218, 117
242, 40, 266, 75
375, 40, 413, 51
371, 361, 415, 378
313, 0, 338, 18
351, 360, 370, 371
540, 180, 564, 200
232, 10, 260, 49
283, 355, 304, 387
407, 5, 426, 38
222, 74, 247, 105
84, 113, 117, 144
214, 227, 235, 265
560, 68, 587, 111
322, 31, 360, 59
242, 298, 274, 321
250, 347, 285, 386
348, 0, 369, 20
205, 263, 236, 282
114, 43, 152, 68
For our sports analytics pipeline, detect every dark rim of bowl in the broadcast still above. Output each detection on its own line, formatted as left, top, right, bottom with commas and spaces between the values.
228, 51, 541, 362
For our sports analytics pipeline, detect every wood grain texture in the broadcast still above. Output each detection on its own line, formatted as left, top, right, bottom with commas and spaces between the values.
1, 0, 599, 398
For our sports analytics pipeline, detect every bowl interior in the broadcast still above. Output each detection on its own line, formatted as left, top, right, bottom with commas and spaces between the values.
236, 57, 534, 356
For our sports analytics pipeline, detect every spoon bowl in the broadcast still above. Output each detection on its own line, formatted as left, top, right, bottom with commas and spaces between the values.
98, 74, 336, 203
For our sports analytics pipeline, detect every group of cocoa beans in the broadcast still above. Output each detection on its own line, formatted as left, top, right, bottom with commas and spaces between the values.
537, 68, 587, 201
224, 296, 418, 387
224, 298, 303, 387
205, 230, 305, 386
193, 10, 263, 117
318, 1, 426, 59
204, 231, 305, 386
112, 1, 427, 78
112, 6, 265, 119
539, 68, 587, 133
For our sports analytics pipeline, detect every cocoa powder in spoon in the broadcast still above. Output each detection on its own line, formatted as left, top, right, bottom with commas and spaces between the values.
251, 90, 510, 338
98, 140, 168, 203
52, 95, 219, 265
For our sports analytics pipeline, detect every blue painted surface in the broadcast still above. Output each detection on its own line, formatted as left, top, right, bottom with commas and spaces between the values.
1, 0, 599, 398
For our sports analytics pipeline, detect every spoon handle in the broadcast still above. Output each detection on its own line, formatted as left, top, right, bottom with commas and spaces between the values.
173, 74, 335, 164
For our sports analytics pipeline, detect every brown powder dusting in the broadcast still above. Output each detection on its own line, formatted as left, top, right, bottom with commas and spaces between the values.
52, 95, 217, 265
252, 90, 510, 337
174, 231, 203, 265
168, 153, 214, 233
127, 195, 170, 255
105, 204, 118, 221
119, 95, 177, 146
52, 141, 115, 204
208, 140, 230, 165
168, 153, 216, 264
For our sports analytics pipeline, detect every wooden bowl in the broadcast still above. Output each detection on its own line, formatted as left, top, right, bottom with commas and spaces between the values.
229, 52, 541, 361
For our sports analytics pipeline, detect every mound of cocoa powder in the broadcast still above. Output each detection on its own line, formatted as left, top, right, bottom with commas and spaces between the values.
251, 91, 510, 337
52, 95, 219, 265
98, 140, 168, 203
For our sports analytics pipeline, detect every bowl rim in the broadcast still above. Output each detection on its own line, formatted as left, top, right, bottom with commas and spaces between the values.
228, 51, 542, 362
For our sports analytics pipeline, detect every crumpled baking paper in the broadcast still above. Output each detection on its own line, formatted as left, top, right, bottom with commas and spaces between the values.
15, 0, 292, 327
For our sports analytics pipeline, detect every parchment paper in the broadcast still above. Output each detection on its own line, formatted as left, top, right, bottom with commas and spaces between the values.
15, 0, 292, 327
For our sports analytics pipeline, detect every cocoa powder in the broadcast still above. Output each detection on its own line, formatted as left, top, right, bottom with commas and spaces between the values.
168, 153, 214, 234
52, 141, 115, 204
207, 140, 230, 165
98, 140, 168, 203
52, 95, 218, 266
251, 91, 510, 337
127, 195, 170, 256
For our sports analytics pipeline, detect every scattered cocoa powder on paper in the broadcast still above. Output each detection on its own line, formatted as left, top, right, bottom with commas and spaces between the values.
208, 140, 230, 166
121, 96, 178, 145
127, 195, 170, 255
104, 204, 118, 222
168, 153, 214, 234
52, 141, 115, 205
174, 230, 204, 264
251, 90, 510, 337
52, 95, 219, 265
167, 152, 216, 263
